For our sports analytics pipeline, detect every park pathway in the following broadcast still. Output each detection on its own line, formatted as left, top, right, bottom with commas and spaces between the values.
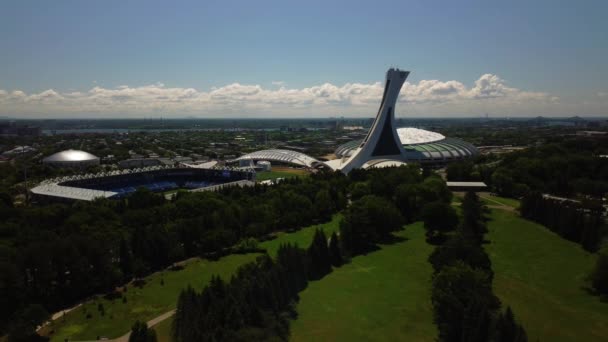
110, 309, 175, 342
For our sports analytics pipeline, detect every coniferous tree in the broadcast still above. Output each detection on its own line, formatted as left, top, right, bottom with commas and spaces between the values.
328, 231, 343, 267
491, 307, 528, 342
119, 237, 133, 281
129, 321, 157, 342
428, 232, 493, 279
431, 262, 500, 342
421, 201, 459, 244
589, 244, 608, 296
307, 229, 331, 280
459, 191, 487, 244
313, 189, 334, 222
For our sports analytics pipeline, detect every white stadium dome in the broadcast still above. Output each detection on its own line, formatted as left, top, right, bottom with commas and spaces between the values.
43, 149, 100, 168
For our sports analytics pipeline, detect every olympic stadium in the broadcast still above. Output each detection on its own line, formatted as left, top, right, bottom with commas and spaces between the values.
334, 127, 478, 165
235, 69, 478, 172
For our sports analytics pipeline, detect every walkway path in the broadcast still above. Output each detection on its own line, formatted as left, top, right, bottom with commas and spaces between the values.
71, 310, 176, 342
111, 310, 175, 342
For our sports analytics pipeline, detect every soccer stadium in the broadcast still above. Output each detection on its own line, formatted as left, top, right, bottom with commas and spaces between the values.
31, 165, 255, 201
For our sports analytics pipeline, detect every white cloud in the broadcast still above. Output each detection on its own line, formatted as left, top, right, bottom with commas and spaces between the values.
598, 92, 608, 98
0, 74, 589, 118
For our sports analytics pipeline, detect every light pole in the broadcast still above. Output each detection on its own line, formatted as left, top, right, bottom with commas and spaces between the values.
20, 146, 29, 204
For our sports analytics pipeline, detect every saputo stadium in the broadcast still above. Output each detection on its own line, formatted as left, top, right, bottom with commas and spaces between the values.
31, 166, 255, 202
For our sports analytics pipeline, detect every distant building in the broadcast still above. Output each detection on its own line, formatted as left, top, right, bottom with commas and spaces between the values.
256, 160, 271, 171
446, 181, 488, 192
576, 131, 607, 137
2, 145, 37, 156
0, 122, 41, 137
118, 158, 174, 169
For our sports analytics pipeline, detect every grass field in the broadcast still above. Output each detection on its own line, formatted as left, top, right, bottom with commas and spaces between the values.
290, 222, 437, 341
453, 192, 520, 209
46, 254, 259, 341
479, 194, 520, 208
487, 209, 608, 342
261, 214, 342, 257
153, 317, 173, 342
255, 167, 309, 181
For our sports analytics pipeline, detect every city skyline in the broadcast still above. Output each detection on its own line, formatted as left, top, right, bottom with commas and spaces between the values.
1, 0, 607, 118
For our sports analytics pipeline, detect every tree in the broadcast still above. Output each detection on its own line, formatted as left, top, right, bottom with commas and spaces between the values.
432, 262, 500, 342
394, 183, 421, 223
328, 231, 343, 267
491, 169, 516, 197
313, 189, 334, 222
307, 229, 331, 279
589, 244, 608, 296
340, 195, 403, 255
7, 304, 49, 342
421, 201, 459, 244
428, 232, 493, 279
491, 307, 528, 342
127, 188, 165, 210
119, 237, 133, 281
446, 161, 475, 181
129, 321, 157, 342
350, 182, 370, 201
460, 191, 488, 243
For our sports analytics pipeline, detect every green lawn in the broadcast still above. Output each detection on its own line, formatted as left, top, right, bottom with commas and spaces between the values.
153, 316, 173, 342
255, 168, 309, 181
260, 214, 342, 257
290, 222, 437, 341
487, 209, 608, 342
479, 194, 520, 208
46, 254, 259, 341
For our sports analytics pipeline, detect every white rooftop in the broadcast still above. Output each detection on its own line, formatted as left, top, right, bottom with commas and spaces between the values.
446, 181, 488, 187
397, 128, 445, 145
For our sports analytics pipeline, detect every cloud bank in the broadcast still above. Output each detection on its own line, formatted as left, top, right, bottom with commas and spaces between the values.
0, 74, 595, 118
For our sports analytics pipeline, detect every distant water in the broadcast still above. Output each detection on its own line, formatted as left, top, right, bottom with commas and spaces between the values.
42, 128, 281, 135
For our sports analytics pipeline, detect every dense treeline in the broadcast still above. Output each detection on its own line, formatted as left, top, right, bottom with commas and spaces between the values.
0, 172, 349, 337
173, 242, 316, 341
2, 164, 461, 339
429, 192, 527, 342
520, 192, 607, 252
172, 227, 342, 341
447, 137, 608, 199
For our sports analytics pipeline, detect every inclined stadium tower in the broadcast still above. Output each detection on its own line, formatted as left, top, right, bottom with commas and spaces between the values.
229, 68, 479, 173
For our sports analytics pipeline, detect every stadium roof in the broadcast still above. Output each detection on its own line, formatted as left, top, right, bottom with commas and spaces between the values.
397, 128, 445, 144
232, 149, 321, 168
31, 183, 117, 201
335, 128, 478, 164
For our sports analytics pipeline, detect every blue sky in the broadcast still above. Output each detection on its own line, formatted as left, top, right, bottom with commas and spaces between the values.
1, 0, 607, 117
